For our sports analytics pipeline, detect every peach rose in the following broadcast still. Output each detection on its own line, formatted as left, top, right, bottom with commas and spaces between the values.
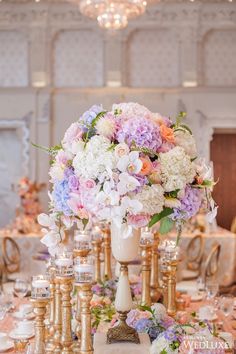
140, 157, 153, 176
160, 124, 175, 144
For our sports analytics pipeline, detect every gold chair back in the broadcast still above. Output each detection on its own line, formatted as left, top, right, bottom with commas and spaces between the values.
231, 216, 236, 234
204, 243, 221, 281
186, 234, 205, 272
2, 237, 21, 274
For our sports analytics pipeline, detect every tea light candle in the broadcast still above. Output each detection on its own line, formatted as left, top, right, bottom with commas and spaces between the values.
74, 234, 91, 242
32, 279, 50, 288
74, 264, 94, 273
55, 258, 73, 267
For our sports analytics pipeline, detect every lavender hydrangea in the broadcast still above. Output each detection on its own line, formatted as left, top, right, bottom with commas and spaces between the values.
79, 104, 103, 131
52, 179, 71, 216
172, 186, 202, 220
135, 318, 153, 332
116, 116, 162, 151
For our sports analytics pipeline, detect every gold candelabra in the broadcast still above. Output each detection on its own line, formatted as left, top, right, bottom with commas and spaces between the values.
166, 259, 178, 317
150, 232, 161, 303
53, 277, 62, 353
92, 238, 102, 282
140, 242, 152, 306
31, 298, 49, 354
102, 227, 112, 280
79, 283, 94, 354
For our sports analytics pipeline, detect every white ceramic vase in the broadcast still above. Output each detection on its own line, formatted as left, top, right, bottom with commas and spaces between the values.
110, 222, 140, 313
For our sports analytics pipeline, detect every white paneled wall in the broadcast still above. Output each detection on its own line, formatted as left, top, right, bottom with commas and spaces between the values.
0, 31, 28, 87
54, 30, 104, 87
128, 29, 180, 87
204, 30, 236, 86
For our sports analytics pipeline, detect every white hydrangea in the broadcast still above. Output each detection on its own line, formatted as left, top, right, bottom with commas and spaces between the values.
112, 102, 151, 118
135, 185, 164, 215
150, 335, 178, 354
174, 130, 197, 158
151, 303, 167, 322
73, 135, 115, 179
159, 146, 196, 192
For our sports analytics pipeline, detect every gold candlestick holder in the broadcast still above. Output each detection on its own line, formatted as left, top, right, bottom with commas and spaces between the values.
53, 277, 62, 353
58, 276, 74, 354
80, 283, 93, 354
73, 283, 82, 353
31, 298, 49, 354
45, 276, 56, 354
103, 227, 112, 280
166, 259, 179, 317
91, 239, 102, 282
140, 242, 152, 306
150, 232, 161, 303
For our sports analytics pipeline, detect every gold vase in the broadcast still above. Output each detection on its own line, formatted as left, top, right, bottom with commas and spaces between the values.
103, 227, 112, 280
166, 259, 178, 317
91, 239, 102, 282
150, 232, 161, 302
31, 298, 49, 354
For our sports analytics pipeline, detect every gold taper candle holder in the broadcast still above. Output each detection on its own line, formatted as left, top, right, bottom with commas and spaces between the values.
31, 298, 49, 354
80, 283, 93, 354
53, 277, 62, 353
72, 283, 82, 353
92, 239, 102, 282
59, 276, 74, 354
45, 276, 56, 354
103, 227, 112, 280
150, 232, 161, 303
140, 242, 152, 306
166, 259, 179, 317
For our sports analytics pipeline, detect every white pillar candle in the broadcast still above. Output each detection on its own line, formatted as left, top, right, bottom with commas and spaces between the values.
74, 234, 91, 242
32, 279, 50, 288
74, 264, 94, 273
115, 271, 133, 312
55, 258, 73, 267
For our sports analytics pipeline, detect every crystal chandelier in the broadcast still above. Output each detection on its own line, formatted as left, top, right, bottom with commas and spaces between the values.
79, 0, 147, 30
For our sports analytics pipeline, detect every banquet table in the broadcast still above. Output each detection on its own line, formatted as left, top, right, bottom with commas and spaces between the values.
1, 297, 236, 353
166, 227, 236, 287
0, 230, 47, 278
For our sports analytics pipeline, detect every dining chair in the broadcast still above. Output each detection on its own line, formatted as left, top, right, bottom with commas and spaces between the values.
2, 237, 21, 281
203, 243, 221, 282
182, 234, 205, 281
230, 216, 236, 234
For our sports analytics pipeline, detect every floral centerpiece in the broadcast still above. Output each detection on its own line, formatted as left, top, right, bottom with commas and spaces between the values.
37, 102, 216, 254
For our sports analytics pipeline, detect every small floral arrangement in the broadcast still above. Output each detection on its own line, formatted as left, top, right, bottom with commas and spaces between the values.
91, 280, 117, 302
37, 102, 217, 254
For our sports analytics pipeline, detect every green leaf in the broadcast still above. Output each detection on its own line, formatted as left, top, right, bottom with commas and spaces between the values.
159, 217, 174, 234
176, 111, 186, 126
82, 219, 89, 229
160, 350, 168, 354
139, 305, 153, 313
165, 189, 180, 198
148, 208, 173, 228
91, 111, 107, 128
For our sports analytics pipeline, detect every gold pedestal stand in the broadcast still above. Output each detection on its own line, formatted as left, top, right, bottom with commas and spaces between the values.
150, 232, 161, 303
73, 283, 82, 353
107, 263, 140, 344
31, 298, 49, 354
53, 277, 62, 353
80, 283, 93, 354
92, 239, 102, 283
103, 227, 112, 280
59, 276, 74, 354
140, 243, 152, 306
166, 259, 178, 317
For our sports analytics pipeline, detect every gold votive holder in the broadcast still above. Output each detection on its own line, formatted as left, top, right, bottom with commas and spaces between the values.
31, 297, 49, 354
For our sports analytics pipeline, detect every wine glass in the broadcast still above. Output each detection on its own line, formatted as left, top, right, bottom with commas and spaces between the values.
220, 294, 234, 318
14, 278, 29, 298
0, 304, 7, 321
196, 277, 206, 298
206, 280, 219, 300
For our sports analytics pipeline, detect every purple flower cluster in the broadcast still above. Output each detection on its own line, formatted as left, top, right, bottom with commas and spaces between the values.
79, 105, 103, 131
52, 179, 71, 216
116, 116, 162, 151
172, 186, 202, 220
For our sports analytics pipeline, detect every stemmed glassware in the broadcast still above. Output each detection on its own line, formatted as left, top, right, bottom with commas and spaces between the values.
14, 278, 29, 298
220, 294, 234, 318
206, 280, 219, 300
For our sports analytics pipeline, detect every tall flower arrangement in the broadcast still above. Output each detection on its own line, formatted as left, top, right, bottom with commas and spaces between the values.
38, 103, 216, 255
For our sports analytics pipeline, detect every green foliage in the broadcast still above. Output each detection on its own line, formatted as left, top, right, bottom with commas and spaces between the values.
148, 208, 173, 228
159, 217, 174, 234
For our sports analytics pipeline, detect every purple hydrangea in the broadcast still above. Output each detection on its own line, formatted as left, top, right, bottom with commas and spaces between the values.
163, 328, 178, 342
79, 105, 103, 131
116, 117, 162, 151
52, 179, 71, 216
134, 318, 153, 332
68, 174, 80, 191
172, 186, 202, 220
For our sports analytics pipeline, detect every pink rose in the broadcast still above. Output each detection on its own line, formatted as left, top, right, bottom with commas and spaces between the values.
63, 122, 83, 145
127, 214, 149, 228
81, 179, 96, 190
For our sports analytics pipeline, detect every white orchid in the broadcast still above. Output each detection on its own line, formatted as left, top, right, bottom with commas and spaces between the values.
117, 151, 142, 174
121, 196, 143, 215
96, 181, 120, 207
206, 198, 218, 223
117, 172, 140, 195
37, 213, 57, 229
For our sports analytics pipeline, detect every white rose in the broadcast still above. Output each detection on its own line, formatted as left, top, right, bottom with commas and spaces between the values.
174, 130, 197, 158
114, 143, 130, 159
49, 164, 64, 181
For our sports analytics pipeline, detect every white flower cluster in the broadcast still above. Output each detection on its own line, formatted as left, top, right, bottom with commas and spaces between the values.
135, 184, 164, 215
174, 130, 197, 158
150, 335, 178, 354
159, 146, 196, 192
112, 102, 151, 118
73, 135, 115, 179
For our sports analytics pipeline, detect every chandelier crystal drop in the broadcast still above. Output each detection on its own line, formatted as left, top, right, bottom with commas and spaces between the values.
79, 0, 147, 30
